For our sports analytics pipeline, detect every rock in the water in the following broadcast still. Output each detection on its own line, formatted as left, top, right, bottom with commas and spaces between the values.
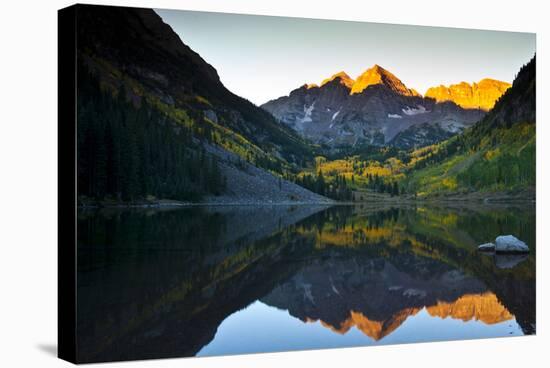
495, 254, 528, 269
495, 235, 529, 253
478, 242, 495, 252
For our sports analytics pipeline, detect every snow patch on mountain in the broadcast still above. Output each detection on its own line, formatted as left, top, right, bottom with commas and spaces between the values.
402, 105, 428, 116
300, 102, 315, 123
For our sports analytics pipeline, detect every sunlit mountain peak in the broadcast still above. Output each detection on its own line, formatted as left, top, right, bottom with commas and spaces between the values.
425, 78, 511, 110
320, 71, 355, 89
351, 64, 420, 96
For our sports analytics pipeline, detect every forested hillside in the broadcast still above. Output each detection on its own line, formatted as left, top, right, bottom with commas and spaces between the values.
77, 66, 225, 202
75, 5, 327, 204
404, 56, 535, 197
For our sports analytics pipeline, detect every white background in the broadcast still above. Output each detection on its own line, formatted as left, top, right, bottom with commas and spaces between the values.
0, 0, 547, 366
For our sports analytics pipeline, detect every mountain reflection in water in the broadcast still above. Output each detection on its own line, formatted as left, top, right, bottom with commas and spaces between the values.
77, 204, 535, 363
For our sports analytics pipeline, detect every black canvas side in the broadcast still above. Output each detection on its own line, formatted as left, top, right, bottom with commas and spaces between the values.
58, 4, 77, 364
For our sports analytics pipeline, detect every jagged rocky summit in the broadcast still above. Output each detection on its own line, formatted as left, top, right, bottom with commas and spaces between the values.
262, 65, 509, 150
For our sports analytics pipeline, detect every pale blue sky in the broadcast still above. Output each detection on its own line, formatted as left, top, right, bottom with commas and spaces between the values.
155, 8, 535, 105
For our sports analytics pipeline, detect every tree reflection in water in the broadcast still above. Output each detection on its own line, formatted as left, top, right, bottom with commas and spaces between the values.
76, 203, 535, 363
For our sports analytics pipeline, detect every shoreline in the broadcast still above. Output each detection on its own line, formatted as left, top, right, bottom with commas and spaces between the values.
77, 201, 335, 209
77, 192, 535, 209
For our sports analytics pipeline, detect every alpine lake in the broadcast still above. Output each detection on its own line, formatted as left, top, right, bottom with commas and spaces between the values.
76, 202, 535, 362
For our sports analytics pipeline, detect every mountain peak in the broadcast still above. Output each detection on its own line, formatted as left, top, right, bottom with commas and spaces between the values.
320, 71, 355, 89
351, 65, 418, 96
425, 78, 511, 110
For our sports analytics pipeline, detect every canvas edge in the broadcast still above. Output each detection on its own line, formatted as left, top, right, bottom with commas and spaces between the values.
58, 3, 77, 364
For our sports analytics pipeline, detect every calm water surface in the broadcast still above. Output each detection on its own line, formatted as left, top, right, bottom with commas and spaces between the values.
76, 204, 535, 363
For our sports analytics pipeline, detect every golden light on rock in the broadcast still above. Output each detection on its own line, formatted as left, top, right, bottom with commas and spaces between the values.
310, 308, 421, 341
306, 292, 513, 341
320, 71, 355, 89
426, 292, 513, 325
425, 78, 511, 111
350, 64, 420, 96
